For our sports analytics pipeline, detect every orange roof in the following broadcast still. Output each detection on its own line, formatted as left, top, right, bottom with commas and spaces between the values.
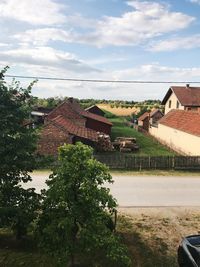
50, 115, 98, 142
159, 110, 200, 137
162, 86, 200, 106
138, 112, 149, 121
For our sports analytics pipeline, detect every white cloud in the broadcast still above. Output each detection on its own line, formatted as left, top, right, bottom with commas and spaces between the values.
14, 28, 75, 46
0, 46, 100, 73
0, 0, 66, 25
12, 1, 195, 47
3, 63, 200, 100
80, 0, 194, 47
189, 0, 200, 4
149, 34, 200, 51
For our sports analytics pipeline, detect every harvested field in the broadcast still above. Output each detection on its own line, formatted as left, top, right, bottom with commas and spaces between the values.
97, 104, 139, 116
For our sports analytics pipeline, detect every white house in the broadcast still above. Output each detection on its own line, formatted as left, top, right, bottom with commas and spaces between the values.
162, 85, 200, 114
150, 85, 200, 155
150, 109, 200, 155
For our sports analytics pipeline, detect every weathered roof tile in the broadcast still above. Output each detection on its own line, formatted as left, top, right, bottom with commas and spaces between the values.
159, 110, 200, 136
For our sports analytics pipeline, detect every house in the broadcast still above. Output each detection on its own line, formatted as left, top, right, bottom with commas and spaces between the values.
162, 84, 200, 114
138, 109, 163, 131
37, 115, 98, 155
31, 107, 52, 124
150, 110, 200, 155
149, 109, 163, 126
138, 112, 150, 131
37, 98, 112, 155
46, 98, 112, 135
85, 105, 105, 117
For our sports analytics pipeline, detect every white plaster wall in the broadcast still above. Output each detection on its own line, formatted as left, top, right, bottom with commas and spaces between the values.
150, 124, 200, 155
165, 92, 184, 114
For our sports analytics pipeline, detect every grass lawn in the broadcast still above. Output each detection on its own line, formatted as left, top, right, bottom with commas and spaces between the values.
110, 117, 176, 156
2, 208, 200, 267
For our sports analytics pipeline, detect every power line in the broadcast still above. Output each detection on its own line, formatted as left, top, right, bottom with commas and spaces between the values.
4, 74, 200, 84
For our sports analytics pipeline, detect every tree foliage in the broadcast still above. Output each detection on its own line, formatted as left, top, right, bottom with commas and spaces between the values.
0, 67, 40, 238
36, 142, 131, 266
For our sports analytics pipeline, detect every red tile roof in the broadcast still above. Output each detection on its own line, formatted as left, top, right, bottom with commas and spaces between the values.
47, 99, 112, 126
159, 110, 200, 137
138, 112, 149, 121
162, 86, 200, 106
67, 99, 112, 125
50, 115, 98, 142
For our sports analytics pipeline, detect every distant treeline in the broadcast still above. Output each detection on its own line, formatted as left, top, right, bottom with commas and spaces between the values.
31, 96, 162, 110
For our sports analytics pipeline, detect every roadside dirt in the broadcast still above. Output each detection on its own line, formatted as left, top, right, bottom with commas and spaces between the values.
117, 207, 200, 267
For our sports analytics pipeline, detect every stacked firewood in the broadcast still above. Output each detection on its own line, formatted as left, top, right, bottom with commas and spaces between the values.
96, 133, 114, 152
113, 137, 139, 152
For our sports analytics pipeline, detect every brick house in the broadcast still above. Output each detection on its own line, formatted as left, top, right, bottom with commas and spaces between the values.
162, 85, 200, 114
37, 115, 98, 155
37, 98, 112, 155
46, 98, 112, 135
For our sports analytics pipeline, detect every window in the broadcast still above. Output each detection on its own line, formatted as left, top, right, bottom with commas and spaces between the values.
169, 100, 171, 108
176, 101, 179, 109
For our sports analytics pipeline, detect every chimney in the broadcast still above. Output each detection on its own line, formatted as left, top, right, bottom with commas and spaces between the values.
68, 97, 74, 103
186, 84, 190, 88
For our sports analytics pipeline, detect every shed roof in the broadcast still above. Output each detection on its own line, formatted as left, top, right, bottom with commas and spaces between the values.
50, 115, 98, 142
150, 109, 163, 118
68, 99, 111, 125
85, 105, 105, 114
138, 112, 149, 121
159, 109, 200, 137
48, 99, 112, 125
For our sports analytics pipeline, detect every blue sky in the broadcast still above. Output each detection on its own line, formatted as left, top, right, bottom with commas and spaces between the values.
1, 0, 200, 100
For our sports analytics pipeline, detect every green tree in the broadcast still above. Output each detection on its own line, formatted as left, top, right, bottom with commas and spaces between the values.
0, 67, 40, 239
36, 142, 131, 267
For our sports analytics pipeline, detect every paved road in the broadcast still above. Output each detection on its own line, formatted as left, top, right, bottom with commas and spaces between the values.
24, 172, 200, 207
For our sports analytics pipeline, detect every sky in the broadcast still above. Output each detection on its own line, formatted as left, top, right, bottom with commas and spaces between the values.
1, 0, 200, 101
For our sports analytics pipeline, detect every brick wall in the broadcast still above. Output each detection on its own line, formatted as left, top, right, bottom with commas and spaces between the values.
37, 123, 71, 155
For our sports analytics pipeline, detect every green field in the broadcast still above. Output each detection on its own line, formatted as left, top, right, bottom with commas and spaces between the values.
110, 117, 176, 156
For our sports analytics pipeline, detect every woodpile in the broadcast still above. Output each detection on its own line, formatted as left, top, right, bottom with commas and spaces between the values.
113, 137, 139, 153
96, 133, 113, 152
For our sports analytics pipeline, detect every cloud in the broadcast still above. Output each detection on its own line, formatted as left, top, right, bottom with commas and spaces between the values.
14, 28, 75, 46
0, 46, 100, 73
189, 0, 200, 4
0, 0, 66, 25
149, 34, 200, 51
12, 1, 195, 47
4, 63, 200, 100
78, 0, 194, 47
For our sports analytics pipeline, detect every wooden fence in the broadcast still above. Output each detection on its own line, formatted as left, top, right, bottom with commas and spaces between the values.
94, 154, 200, 170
